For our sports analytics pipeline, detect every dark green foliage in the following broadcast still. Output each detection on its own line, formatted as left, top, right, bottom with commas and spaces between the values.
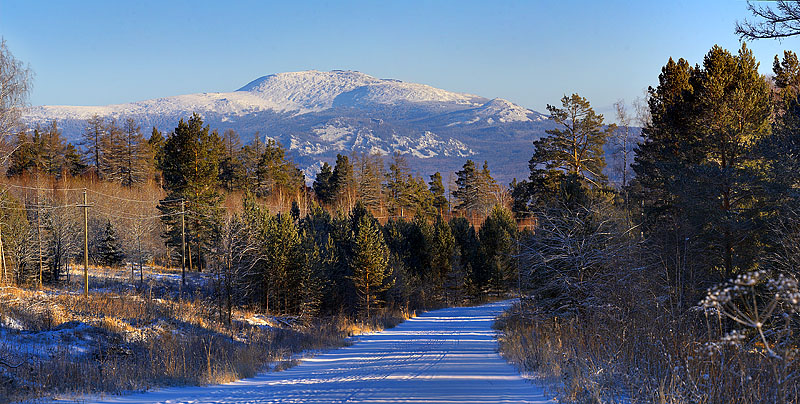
6, 129, 41, 177
332, 154, 356, 209
515, 94, 614, 214
449, 216, 482, 296
64, 143, 87, 177
385, 152, 415, 218
429, 215, 456, 294
349, 211, 392, 318
313, 162, 336, 205
478, 205, 517, 293
96, 220, 125, 267
632, 43, 772, 282
533, 93, 615, 186
255, 139, 303, 198
157, 114, 224, 271
429, 172, 449, 215
452, 160, 497, 216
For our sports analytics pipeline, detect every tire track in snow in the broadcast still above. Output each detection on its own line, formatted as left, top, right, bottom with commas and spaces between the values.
68, 300, 555, 404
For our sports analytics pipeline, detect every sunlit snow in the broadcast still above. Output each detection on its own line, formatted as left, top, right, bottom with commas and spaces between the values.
74, 301, 554, 404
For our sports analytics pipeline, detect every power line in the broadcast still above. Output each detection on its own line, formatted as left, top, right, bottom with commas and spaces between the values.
0, 183, 84, 192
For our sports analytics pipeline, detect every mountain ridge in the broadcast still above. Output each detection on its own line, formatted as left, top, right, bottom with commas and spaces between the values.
22, 70, 554, 185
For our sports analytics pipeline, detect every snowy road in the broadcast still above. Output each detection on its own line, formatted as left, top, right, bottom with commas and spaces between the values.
80, 300, 554, 404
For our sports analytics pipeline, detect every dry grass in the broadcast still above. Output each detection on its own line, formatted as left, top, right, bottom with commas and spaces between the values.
0, 280, 409, 403
496, 299, 800, 404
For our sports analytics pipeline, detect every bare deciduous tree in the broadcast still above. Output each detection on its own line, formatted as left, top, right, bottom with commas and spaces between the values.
0, 39, 33, 164
736, 0, 800, 40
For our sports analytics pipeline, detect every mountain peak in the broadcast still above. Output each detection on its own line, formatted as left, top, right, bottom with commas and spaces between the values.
236, 70, 383, 112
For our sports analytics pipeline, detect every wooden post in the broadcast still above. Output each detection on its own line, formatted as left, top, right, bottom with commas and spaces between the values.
77, 189, 92, 297
0, 223, 6, 284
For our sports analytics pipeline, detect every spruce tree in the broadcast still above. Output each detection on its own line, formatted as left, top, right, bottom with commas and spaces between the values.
452, 159, 480, 215
313, 162, 335, 205
430, 215, 455, 294
148, 127, 165, 184
478, 205, 517, 293
96, 220, 125, 267
262, 213, 301, 313
64, 143, 86, 177
452, 160, 497, 216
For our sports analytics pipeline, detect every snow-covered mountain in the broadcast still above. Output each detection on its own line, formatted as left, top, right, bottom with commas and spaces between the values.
23, 70, 555, 184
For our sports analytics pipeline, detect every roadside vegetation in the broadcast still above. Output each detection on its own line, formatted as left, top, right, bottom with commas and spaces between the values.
499, 43, 800, 403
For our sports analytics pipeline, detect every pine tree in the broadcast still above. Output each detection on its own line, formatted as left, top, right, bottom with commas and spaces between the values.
632, 43, 772, 282
532, 93, 615, 187
349, 213, 391, 319
262, 212, 301, 313
255, 139, 303, 200
240, 135, 264, 184
96, 220, 125, 267
429, 172, 449, 215
157, 114, 224, 273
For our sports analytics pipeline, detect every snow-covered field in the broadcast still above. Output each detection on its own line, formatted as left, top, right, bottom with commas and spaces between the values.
66, 300, 554, 404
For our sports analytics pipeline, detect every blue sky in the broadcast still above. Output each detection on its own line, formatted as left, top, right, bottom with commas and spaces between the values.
0, 0, 796, 120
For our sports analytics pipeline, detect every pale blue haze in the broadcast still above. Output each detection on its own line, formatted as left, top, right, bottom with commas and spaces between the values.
0, 0, 795, 119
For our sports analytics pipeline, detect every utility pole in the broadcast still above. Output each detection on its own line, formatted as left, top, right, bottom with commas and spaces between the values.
181, 199, 186, 288
77, 189, 92, 297
37, 194, 43, 289
0, 223, 5, 284
138, 233, 143, 286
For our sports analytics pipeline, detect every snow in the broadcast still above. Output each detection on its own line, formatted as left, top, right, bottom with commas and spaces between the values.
25, 91, 291, 127
391, 131, 475, 159
0, 320, 102, 359
238, 70, 485, 112
67, 300, 554, 404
